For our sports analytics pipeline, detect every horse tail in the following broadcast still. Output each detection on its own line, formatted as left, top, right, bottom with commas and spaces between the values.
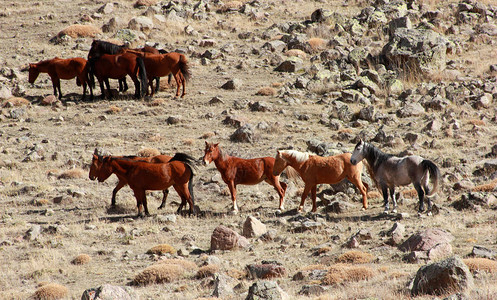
76, 77, 81, 86
88, 58, 96, 89
170, 153, 197, 206
421, 159, 440, 196
179, 54, 191, 82
136, 56, 148, 97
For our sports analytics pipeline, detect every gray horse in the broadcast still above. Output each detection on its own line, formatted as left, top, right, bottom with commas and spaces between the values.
350, 140, 440, 214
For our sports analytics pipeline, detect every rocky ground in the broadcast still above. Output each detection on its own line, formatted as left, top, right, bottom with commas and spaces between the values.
1, 0, 497, 299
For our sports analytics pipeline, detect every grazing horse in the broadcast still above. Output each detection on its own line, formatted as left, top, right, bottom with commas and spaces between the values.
202, 142, 287, 212
140, 52, 190, 97
88, 40, 168, 93
89, 52, 147, 99
94, 153, 197, 217
273, 150, 369, 213
350, 139, 440, 214
89, 151, 173, 209
28, 57, 93, 101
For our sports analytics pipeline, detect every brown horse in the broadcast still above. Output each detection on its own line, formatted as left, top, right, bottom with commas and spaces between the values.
273, 150, 369, 213
123, 50, 190, 97
89, 52, 147, 99
202, 142, 287, 212
28, 57, 93, 101
89, 151, 173, 209
94, 153, 197, 217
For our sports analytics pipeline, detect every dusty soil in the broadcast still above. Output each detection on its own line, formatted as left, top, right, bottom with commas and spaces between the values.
1, 0, 497, 299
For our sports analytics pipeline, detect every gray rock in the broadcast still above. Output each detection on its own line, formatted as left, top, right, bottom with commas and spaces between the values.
325, 200, 356, 214
81, 284, 134, 300
397, 102, 425, 118
246, 264, 286, 279
128, 16, 154, 32
212, 273, 235, 298
223, 115, 249, 128
97, 3, 114, 14
210, 225, 250, 250
246, 280, 289, 300
400, 228, 454, 252
263, 40, 286, 52
471, 245, 496, 259
0, 86, 13, 100
388, 16, 412, 35
24, 225, 42, 241
221, 79, 243, 90
358, 105, 376, 122
386, 222, 405, 246
452, 192, 497, 211
242, 216, 267, 238
230, 124, 256, 143
298, 285, 327, 296
411, 256, 474, 296
275, 57, 304, 73
249, 101, 272, 112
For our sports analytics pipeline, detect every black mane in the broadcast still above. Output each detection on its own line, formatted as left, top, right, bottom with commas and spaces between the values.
363, 142, 393, 173
90, 40, 126, 56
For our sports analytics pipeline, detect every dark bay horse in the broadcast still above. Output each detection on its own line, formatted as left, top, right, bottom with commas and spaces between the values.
88, 40, 168, 93
273, 150, 368, 213
89, 151, 173, 209
350, 139, 440, 214
28, 57, 93, 101
202, 142, 287, 212
94, 153, 197, 217
89, 52, 147, 99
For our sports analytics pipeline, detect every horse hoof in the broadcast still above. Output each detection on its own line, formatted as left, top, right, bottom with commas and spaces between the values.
361, 207, 366, 211
382, 210, 389, 215
392, 208, 398, 214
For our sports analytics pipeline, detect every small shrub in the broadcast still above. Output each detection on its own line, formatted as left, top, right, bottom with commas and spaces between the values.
33, 283, 68, 300
219, 1, 243, 12
463, 258, 497, 274
226, 268, 247, 280
2, 97, 30, 107
156, 258, 198, 271
202, 132, 215, 139
71, 253, 91, 265
472, 179, 497, 192
134, 0, 157, 7
308, 38, 326, 52
284, 49, 307, 59
196, 264, 220, 279
106, 105, 121, 114
297, 264, 328, 272
58, 168, 84, 179
147, 244, 176, 255
336, 250, 374, 264
322, 264, 375, 285
316, 247, 332, 255
255, 87, 277, 96
58, 24, 101, 38
133, 264, 184, 285
137, 148, 161, 157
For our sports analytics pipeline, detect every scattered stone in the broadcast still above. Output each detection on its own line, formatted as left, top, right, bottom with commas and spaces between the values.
400, 228, 454, 262
81, 284, 134, 300
230, 123, 256, 143
275, 57, 304, 73
221, 79, 243, 90
385, 222, 405, 246
24, 225, 41, 241
298, 284, 327, 296
210, 225, 250, 251
246, 280, 289, 300
471, 245, 496, 259
246, 263, 286, 279
452, 192, 497, 211
212, 273, 235, 298
249, 101, 272, 112
242, 216, 267, 238
128, 16, 154, 32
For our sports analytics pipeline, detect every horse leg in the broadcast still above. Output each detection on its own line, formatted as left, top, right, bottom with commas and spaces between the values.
111, 180, 128, 207
133, 189, 146, 218
381, 185, 389, 214
265, 176, 286, 210
174, 73, 181, 97
414, 183, 425, 213
227, 181, 238, 212
348, 174, 368, 210
104, 78, 112, 99
299, 184, 312, 213
158, 189, 169, 209
179, 183, 194, 215
310, 185, 318, 212
390, 188, 397, 213
154, 77, 160, 93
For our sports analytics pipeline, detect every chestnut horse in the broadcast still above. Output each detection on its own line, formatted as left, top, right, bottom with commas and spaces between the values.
273, 150, 369, 213
89, 52, 147, 99
94, 153, 197, 217
28, 57, 93, 101
88, 40, 169, 93
203, 142, 287, 212
89, 151, 173, 209
123, 50, 190, 97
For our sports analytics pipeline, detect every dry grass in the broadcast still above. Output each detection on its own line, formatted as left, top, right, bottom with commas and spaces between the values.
133, 264, 185, 286
58, 24, 101, 38
106, 105, 121, 114
336, 250, 374, 264
316, 247, 332, 255
463, 258, 497, 274
147, 99, 165, 106
255, 87, 277, 96
57, 168, 84, 180
226, 268, 247, 280
155, 259, 198, 271
322, 264, 375, 285
297, 264, 328, 272
2, 97, 30, 107
472, 178, 497, 192
219, 1, 244, 12
71, 254, 91, 265
308, 38, 326, 52
284, 49, 307, 59
195, 264, 220, 279
183, 138, 194, 146
32, 283, 68, 300
202, 132, 216, 139
147, 244, 176, 255
137, 148, 161, 157
134, 0, 157, 7
468, 119, 486, 126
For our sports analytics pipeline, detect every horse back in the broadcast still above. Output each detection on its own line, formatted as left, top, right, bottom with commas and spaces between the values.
306, 153, 360, 184
225, 156, 270, 184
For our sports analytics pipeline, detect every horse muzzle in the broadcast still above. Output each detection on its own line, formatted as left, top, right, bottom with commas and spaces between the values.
350, 158, 357, 165
89, 175, 96, 181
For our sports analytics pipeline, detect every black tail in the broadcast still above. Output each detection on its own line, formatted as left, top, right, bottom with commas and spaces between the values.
136, 56, 148, 97
170, 153, 197, 205
178, 54, 191, 82
88, 58, 96, 89
76, 77, 81, 86
421, 159, 440, 196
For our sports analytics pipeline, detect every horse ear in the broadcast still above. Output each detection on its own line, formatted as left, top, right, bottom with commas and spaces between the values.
205, 141, 209, 146
214, 143, 219, 147
277, 150, 281, 156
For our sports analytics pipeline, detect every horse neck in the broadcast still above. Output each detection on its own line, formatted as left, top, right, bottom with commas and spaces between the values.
107, 159, 132, 177
364, 144, 385, 172
35, 60, 52, 72
212, 149, 230, 170
283, 153, 306, 173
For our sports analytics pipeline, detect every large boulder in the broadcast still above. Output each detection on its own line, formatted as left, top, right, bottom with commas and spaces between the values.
211, 225, 250, 250
246, 280, 289, 300
400, 228, 454, 262
382, 28, 451, 76
81, 284, 134, 300
242, 216, 267, 238
247, 263, 286, 279
411, 256, 474, 296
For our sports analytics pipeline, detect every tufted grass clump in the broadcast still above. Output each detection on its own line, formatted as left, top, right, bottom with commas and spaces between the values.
133, 258, 198, 286
32, 283, 68, 300
146, 244, 176, 255
137, 148, 161, 157
196, 264, 220, 279
463, 258, 497, 274
57, 168, 84, 180
322, 264, 375, 285
2, 97, 30, 107
71, 253, 91, 265
255, 87, 277, 96
336, 250, 375, 264
58, 24, 101, 38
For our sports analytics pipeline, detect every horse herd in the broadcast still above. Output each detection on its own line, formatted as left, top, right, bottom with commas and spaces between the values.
28, 40, 191, 101
89, 140, 441, 217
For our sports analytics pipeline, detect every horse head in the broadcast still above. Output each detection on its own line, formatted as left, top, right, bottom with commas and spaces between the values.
203, 142, 219, 165
89, 154, 103, 180
28, 64, 39, 84
272, 150, 288, 176
350, 139, 366, 165
97, 156, 114, 182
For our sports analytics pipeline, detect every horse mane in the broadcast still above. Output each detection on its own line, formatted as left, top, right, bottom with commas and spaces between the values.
284, 166, 302, 184
93, 40, 125, 54
279, 149, 312, 163
363, 142, 393, 174
216, 145, 229, 161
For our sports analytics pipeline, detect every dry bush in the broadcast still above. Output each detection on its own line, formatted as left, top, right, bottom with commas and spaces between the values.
134, 0, 157, 7
308, 38, 326, 52
202, 132, 215, 139
401, 189, 418, 198
316, 247, 332, 255
2, 97, 30, 107
284, 49, 307, 59
367, 191, 381, 199
196, 264, 220, 279
468, 119, 486, 126
156, 258, 198, 271
227, 268, 247, 280
183, 138, 194, 146
322, 264, 375, 285
255, 87, 277, 96
219, 1, 243, 12
57, 168, 84, 179
106, 105, 121, 114
147, 244, 176, 255
71, 254, 91, 265
297, 264, 328, 272
472, 178, 497, 192
336, 250, 374, 264
133, 264, 185, 285
271, 82, 283, 88
58, 24, 101, 38
32, 283, 68, 300
463, 258, 497, 274
147, 99, 165, 107
137, 148, 161, 157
